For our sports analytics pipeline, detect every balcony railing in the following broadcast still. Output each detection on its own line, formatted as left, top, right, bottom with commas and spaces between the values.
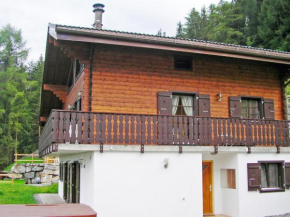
39, 110, 290, 156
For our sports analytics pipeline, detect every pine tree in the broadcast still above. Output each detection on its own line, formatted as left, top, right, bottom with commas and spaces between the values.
0, 24, 43, 169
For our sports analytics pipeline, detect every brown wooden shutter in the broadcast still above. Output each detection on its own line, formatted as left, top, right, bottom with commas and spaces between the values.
285, 162, 290, 189
247, 163, 261, 191
198, 94, 211, 117
59, 163, 63, 181
63, 163, 68, 200
263, 99, 274, 120
229, 96, 242, 118
158, 92, 172, 115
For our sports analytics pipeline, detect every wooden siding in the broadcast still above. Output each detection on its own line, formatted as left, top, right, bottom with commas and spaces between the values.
90, 45, 284, 120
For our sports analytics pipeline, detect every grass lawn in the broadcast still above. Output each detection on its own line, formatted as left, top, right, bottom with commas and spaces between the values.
0, 180, 58, 204
4, 157, 44, 172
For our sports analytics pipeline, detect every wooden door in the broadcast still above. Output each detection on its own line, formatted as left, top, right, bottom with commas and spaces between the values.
203, 161, 212, 214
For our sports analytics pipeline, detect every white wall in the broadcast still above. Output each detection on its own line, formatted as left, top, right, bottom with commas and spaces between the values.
203, 153, 240, 217
238, 153, 290, 217
93, 152, 203, 217
58, 152, 95, 208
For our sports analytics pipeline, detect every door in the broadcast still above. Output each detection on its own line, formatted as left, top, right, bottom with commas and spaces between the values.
203, 161, 212, 214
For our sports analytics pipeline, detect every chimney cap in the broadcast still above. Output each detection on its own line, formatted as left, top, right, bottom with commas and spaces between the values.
93, 3, 105, 13
93, 3, 105, 7
93, 3, 105, 12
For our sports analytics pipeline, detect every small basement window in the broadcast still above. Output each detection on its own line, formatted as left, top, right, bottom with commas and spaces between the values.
221, 169, 236, 189
174, 56, 192, 70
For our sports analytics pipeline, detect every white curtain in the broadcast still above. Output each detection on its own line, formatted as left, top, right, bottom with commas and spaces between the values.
172, 95, 179, 115
181, 96, 193, 116
268, 164, 278, 187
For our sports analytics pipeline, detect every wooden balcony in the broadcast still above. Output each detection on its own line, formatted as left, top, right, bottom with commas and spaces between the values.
39, 110, 290, 157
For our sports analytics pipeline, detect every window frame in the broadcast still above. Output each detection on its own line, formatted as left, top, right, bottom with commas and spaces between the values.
67, 60, 74, 94
258, 160, 285, 193
171, 91, 197, 116
75, 59, 85, 82
66, 59, 85, 95
230, 96, 275, 120
241, 96, 263, 119
174, 56, 193, 71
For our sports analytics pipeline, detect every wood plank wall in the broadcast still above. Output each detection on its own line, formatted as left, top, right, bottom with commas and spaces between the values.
71, 44, 284, 120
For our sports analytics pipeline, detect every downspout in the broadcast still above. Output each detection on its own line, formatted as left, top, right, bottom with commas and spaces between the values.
89, 44, 95, 112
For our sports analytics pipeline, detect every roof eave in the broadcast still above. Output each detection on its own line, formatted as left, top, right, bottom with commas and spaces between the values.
49, 25, 290, 65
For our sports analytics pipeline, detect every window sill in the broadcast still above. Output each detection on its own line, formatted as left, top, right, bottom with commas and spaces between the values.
260, 187, 285, 193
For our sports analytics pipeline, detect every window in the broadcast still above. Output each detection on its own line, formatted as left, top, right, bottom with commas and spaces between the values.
260, 162, 283, 190
172, 95, 194, 116
247, 161, 290, 192
157, 91, 210, 117
75, 59, 85, 81
174, 56, 192, 70
67, 59, 85, 94
67, 62, 74, 91
221, 169, 236, 189
229, 96, 274, 120
241, 98, 261, 119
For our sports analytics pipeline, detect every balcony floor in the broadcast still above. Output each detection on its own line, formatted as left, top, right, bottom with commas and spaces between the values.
47, 144, 290, 157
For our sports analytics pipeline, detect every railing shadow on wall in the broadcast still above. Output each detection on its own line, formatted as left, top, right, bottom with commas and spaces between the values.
39, 110, 290, 156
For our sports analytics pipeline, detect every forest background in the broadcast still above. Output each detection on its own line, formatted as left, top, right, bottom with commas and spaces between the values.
1, 0, 290, 169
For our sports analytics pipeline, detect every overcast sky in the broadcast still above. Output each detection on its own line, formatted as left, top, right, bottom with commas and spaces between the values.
0, 0, 221, 62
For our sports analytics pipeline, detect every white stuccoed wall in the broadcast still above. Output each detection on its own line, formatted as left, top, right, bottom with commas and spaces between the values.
203, 153, 240, 217
238, 153, 290, 217
93, 151, 203, 217
204, 152, 290, 217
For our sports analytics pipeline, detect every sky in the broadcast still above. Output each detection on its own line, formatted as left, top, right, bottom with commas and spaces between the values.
0, 0, 221, 62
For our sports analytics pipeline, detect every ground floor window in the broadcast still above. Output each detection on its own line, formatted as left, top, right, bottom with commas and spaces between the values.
221, 169, 236, 189
261, 162, 283, 190
247, 161, 288, 192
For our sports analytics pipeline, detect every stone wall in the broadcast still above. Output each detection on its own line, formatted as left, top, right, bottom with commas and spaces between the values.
10, 163, 59, 184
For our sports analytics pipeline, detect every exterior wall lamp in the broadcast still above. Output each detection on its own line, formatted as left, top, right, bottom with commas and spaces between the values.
218, 92, 222, 102
164, 158, 169, 169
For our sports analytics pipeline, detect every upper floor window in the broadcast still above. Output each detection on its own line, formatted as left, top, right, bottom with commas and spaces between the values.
67, 59, 85, 94
172, 95, 193, 116
241, 98, 261, 119
75, 59, 85, 81
157, 91, 210, 117
174, 56, 192, 70
229, 96, 274, 120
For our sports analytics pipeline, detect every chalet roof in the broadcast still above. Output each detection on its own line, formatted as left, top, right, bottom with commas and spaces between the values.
54, 24, 290, 55
49, 23, 290, 65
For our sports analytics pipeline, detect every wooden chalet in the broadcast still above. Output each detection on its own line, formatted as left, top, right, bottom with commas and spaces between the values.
39, 4, 290, 217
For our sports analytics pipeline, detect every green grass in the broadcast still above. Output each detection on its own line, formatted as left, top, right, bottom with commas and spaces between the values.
4, 157, 44, 172
0, 180, 58, 204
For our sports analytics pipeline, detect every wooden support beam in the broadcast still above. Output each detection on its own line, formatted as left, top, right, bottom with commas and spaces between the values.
40, 116, 48, 122
43, 84, 66, 91
43, 84, 67, 103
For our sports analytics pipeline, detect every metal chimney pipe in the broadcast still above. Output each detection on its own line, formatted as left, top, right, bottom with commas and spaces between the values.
93, 3, 105, 29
